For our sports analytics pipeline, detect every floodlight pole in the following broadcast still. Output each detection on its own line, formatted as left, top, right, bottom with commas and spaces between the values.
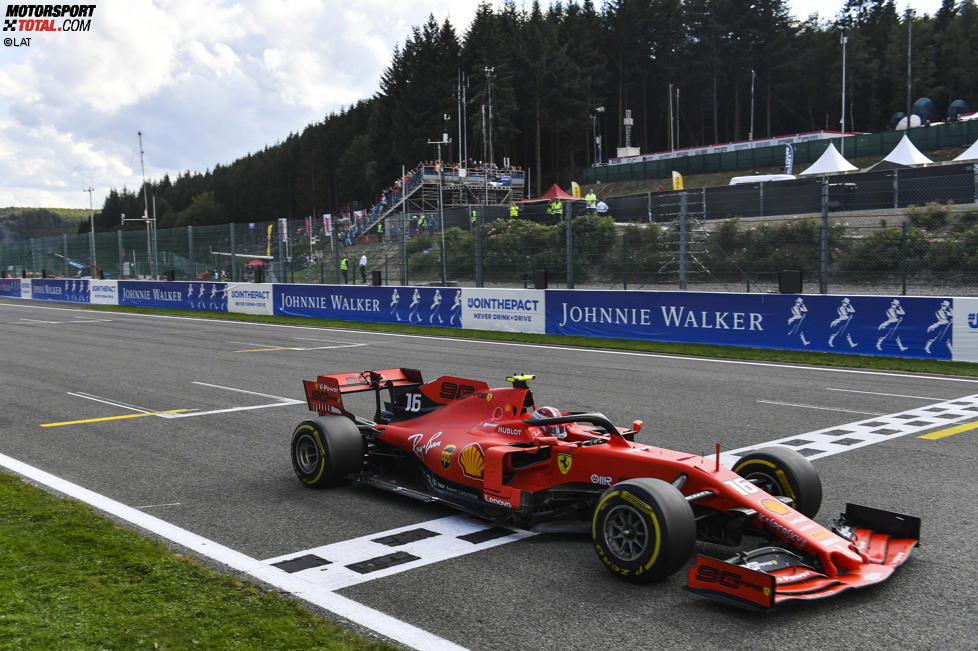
906, 8, 913, 126
485, 66, 494, 168
84, 185, 96, 278
595, 106, 605, 164
138, 131, 155, 279
749, 69, 756, 141
841, 35, 848, 155
668, 83, 674, 151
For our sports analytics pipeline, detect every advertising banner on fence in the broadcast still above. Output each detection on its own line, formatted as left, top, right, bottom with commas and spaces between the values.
952, 298, 978, 363
30, 279, 90, 303
546, 290, 953, 360
227, 283, 274, 315
461, 288, 545, 333
118, 281, 228, 311
0, 278, 20, 298
274, 284, 462, 327
90, 280, 118, 305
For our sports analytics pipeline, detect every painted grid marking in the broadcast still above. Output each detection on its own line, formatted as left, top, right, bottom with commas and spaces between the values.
0, 452, 465, 651
262, 516, 533, 591
721, 393, 978, 467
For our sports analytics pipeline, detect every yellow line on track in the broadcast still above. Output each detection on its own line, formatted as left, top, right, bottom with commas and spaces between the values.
41, 409, 189, 427
234, 347, 305, 352
919, 421, 978, 440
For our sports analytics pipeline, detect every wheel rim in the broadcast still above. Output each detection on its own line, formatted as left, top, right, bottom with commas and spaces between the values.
603, 504, 650, 560
295, 432, 323, 474
742, 470, 780, 496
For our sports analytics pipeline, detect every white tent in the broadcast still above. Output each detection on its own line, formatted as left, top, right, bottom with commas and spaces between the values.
879, 134, 933, 167
953, 137, 978, 162
798, 143, 858, 176
895, 115, 922, 130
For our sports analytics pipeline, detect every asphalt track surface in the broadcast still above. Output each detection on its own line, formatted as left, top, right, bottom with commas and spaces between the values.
2, 299, 976, 650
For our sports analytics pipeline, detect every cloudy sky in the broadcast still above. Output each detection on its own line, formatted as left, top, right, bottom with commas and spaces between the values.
0, 0, 943, 210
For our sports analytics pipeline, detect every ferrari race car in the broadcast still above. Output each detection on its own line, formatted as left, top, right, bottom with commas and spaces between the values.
290, 368, 920, 610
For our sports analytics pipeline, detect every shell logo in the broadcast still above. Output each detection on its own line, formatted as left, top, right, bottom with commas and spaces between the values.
459, 443, 485, 480
761, 498, 790, 515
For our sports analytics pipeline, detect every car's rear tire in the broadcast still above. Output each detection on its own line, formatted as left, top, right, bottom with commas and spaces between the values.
592, 478, 696, 583
733, 446, 822, 518
291, 416, 364, 488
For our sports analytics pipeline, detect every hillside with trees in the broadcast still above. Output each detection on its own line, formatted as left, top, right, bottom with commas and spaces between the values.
95, 0, 978, 232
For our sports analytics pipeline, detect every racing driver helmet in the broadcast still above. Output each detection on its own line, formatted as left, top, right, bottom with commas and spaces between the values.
531, 405, 566, 439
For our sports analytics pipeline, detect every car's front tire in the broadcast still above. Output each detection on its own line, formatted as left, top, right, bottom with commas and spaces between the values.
733, 446, 822, 518
291, 416, 364, 488
592, 478, 696, 583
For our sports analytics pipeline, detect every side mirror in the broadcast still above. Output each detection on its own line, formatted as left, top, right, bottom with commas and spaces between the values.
631, 420, 643, 433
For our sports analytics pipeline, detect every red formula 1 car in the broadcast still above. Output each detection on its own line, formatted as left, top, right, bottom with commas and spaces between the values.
290, 368, 920, 610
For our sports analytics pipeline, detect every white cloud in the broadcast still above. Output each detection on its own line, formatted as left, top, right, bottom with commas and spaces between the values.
0, 0, 493, 209
788, 0, 944, 21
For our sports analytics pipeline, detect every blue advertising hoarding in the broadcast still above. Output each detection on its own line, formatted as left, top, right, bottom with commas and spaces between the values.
0, 278, 20, 297
5, 276, 960, 362
546, 291, 952, 360
30, 279, 90, 303
118, 281, 227, 311
274, 284, 461, 328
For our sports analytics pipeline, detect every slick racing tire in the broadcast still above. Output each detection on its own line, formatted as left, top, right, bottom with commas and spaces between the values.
291, 416, 364, 488
733, 446, 822, 518
592, 478, 696, 583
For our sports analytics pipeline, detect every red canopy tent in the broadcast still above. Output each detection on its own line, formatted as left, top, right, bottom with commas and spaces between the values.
516, 183, 584, 204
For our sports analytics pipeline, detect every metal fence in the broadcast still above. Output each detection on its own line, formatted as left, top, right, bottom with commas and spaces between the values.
583, 120, 978, 183
607, 162, 978, 222
4, 174, 978, 297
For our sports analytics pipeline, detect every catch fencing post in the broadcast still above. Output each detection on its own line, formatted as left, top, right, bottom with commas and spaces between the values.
565, 201, 574, 289
333, 222, 341, 284
62, 234, 68, 277
474, 205, 483, 288
678, 192, 687, 290
521, 239, 528, 289
622, 232, 628, 290
745, 230, 751, 292
820, 180, 829, 294
400, 165, 407, 286
188, 226, 194, 278
901, 222, 908, 296
229, 223, 236, 282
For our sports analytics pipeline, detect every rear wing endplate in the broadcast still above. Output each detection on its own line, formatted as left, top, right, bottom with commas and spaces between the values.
303, 368, 423, 417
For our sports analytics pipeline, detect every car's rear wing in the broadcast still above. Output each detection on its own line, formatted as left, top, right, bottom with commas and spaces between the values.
303, 368, 424, 418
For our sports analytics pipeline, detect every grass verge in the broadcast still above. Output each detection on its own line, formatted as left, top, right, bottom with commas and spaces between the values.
0, 472, 393, 650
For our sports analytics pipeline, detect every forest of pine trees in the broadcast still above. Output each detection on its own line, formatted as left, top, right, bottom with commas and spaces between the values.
91, 0, 978, 234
